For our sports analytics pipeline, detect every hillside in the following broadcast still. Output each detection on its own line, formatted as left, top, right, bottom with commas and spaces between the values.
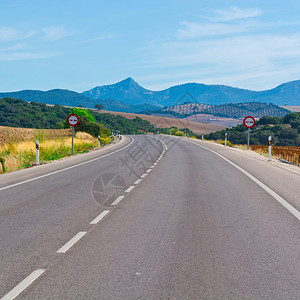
162, 102, 290, 119
95, 110, 225, 135
206, 113, 300, 147
0, 97, 206, 135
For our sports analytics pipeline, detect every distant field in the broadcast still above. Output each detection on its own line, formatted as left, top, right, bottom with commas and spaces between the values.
0, 126, 71, 146
281, 106, 300, 112
98, 110, 225, 134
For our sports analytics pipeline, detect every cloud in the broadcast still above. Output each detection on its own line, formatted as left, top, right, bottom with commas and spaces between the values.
0, 26, 37, 42
42, 26, 70, 41
213, 6, 262, 21
177, 21, 247, 39
0, 51, 61, 62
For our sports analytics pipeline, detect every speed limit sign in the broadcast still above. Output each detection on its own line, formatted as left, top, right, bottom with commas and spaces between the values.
67, 114, 80, 127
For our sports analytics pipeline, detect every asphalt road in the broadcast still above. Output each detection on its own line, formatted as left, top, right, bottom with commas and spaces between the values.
0, 135, 300, 299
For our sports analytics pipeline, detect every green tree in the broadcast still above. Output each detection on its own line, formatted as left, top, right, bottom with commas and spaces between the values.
95, 104, 104, 110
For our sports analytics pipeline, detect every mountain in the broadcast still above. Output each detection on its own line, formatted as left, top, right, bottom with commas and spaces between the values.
0, 89, 95, 107
0, 88, 159, 113
83, 78, 300, 107
82, 77, 159, 106
1, 78, 300, 114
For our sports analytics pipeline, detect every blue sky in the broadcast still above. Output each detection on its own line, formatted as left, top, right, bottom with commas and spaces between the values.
1, 0, 300, 92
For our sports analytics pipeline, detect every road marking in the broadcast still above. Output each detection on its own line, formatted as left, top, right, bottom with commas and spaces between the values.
146, 169, 152, 173
57, 232, 87, 253
1, 269, 45, 300
125, 186, 135, 193
111, 195, 125, 206
90, 210, 110, 224
151, 136, 168, 151
0, 137, 135, 192
154, 163, 157, 165
150, 166, 155, 169
141, 173, 147, 178
187, 140, 300, 221
134, 179, 142, 184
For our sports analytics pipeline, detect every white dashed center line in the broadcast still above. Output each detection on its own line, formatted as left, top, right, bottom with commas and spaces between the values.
90, 210, 110, 224
111, 195, 125, 206
1, 269, 45, 300
125, 186, 135, 193
57, 232, 87, 254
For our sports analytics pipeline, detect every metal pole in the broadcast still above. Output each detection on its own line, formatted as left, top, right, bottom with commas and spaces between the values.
225, 133, 227, 147
202, 131, 203, 141
247, 128, 250, 150
36, 140, 39, 165
72, 126, 74, 155
98, 135, 100, 149
268, 136, 272, 161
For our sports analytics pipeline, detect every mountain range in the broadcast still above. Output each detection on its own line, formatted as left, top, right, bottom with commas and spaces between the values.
1, 77, 300, 113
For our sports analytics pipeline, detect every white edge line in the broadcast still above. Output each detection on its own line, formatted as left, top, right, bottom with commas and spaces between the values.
151, 136, 168, 151
111, 195, 125, 206
90, 210, 110, 224
134, 179, 142, 184
125, 186, 135, 193
186, 140, 300, 221
1, 269, 45, 300
0, 137, 135, 192
146, 169, 152, 173
57, 231, 87, 254
141, 173, 147, 178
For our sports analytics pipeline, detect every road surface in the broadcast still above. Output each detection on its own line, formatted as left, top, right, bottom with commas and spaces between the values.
0, 135, 300, 299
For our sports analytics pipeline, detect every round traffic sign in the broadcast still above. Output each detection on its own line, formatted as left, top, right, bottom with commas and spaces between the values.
67, 114, 80, 126
243, 116, 256, 128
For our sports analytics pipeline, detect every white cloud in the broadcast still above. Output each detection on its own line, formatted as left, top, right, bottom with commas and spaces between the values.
213, 6, 262, 22
0, 26, 36, 42
177, 21, 247, 39
42, 26, 70, 41
0, 51, 61, 62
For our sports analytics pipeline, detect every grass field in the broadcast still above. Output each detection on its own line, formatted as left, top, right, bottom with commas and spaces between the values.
97, 110, 225, 135
0, 127, 111, 173
251, 145, 300, 166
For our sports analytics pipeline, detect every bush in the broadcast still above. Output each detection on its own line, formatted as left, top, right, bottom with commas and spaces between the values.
220, 140, 232, 147
175, 131, 184, 136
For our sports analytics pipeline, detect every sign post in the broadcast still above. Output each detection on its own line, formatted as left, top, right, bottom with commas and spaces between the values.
268, 136, 272, 161
225, 132, 227, 147
67, 114, 80, 155
98, 135, 100, 149
243, 116, 256, 150
36, 140, 39, 165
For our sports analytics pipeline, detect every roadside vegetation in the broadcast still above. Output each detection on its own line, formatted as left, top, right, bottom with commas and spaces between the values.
0, 130, 111, 173
205, 112, 300, 147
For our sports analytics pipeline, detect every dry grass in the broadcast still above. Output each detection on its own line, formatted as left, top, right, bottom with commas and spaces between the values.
0, 128, 112, 173
251, 145, 300, 166
0, 126, 71, 146
97, 110, 225, 134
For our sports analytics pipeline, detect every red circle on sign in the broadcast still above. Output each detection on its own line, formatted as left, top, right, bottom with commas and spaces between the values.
243, 116, 256, 128
67, 114, 80, 126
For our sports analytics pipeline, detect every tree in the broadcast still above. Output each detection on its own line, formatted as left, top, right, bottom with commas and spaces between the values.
95, 104, 104, 110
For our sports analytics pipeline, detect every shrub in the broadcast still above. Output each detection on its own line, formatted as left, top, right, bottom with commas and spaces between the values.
220, 140, 232, 147
175, 131, 184, 136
